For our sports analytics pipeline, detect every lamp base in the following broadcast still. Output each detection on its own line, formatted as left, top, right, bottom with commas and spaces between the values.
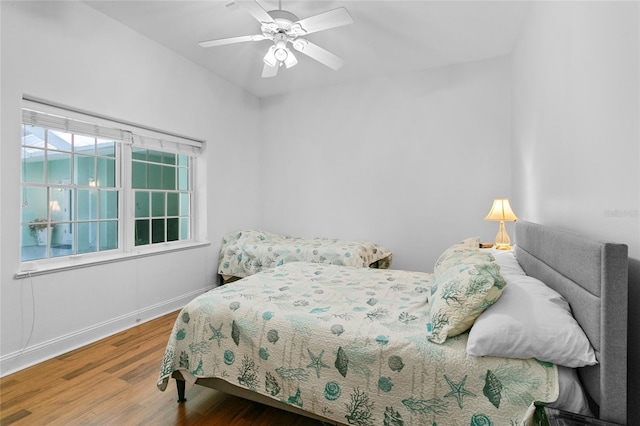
494, 220, 512, 251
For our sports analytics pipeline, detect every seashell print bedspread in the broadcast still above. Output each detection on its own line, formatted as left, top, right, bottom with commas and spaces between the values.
158, 262, 558, 426
217, 229, 393, 280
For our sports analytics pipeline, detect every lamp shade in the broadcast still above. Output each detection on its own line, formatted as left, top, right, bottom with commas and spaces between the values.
484, 198, 518, 222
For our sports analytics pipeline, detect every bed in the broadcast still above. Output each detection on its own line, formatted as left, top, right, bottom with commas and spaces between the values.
157, 221, 628, 425
217, 229, 393, 283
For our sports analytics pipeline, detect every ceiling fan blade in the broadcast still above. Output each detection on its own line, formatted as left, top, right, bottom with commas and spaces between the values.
199, 34, 266, 48
292, 39, 345, 70
262, 63, 279, 78
237, 0, 276, 25
291, 7, 353, 36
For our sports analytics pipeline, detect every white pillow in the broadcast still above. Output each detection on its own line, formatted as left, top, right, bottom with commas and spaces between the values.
490, 249, 526, 276
548, 366, 593, 416
466, 271, 597, 368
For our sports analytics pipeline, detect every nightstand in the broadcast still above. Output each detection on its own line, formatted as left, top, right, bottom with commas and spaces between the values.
532, 403, 623, 426
479, 246, 513, 254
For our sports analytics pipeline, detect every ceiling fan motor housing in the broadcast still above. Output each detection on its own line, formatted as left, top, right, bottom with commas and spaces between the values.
268, 9, 299, 26
262, 9, 306, 38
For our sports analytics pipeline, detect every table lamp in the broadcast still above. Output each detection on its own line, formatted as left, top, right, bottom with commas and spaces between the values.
484, 198, 518, 250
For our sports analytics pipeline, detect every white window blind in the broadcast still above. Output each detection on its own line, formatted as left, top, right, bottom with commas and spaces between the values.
22, 97, 204, 155
21, 108, 134, 150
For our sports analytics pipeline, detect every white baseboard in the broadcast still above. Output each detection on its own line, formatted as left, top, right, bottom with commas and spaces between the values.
0, 286, 214, 377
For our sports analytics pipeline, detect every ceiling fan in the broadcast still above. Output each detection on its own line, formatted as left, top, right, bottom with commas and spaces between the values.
198, 0, 353, 78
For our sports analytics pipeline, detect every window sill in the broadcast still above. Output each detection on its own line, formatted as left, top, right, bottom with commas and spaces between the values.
14, 240, 211, 279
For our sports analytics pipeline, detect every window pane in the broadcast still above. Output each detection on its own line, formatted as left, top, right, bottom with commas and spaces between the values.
48, 130, 72, 151
77, 189, 97, 220
21, 186, 48, 223
148, 150, 163, 164
97, 139, 116, 157
77, 222, 98, 254
74, 135, 95, 155
178, 167, 188, 190
180, 218, 189, 240
152, 192, 165, 217
132, 162, 147, 189
22, 147, 45, 184
132, 147, 147, 161
135, 191, 149, 218
31, 223, 50, 246
97, 157, 115, 187
51, 225, 73, 258
162, 153, 176, 165
180, 193, 189, 216
21, 225, 47, 261
148, 164, 162, 189
53, 222, 74, 249
47, 151, 71, 185
50, 188, 74, 225
23, 125, 46, 148
162, 166, 175, 190
178, 155, 188, 167
167, 193, 179, 216
74, 155, 96, 186
152, 218, 165, 244
101, 191, 118, 219
135, 219, 149, 246
167, 218, 179, 241
100, 221, 118, 251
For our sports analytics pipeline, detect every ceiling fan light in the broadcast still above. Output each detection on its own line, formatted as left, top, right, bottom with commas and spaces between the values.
274, 47, 288, 62
292, 39, 308, 52
263, 45, 278, 68
284, 49, 298, 68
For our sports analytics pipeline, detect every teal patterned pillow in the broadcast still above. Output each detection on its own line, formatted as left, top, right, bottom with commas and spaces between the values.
430, 252, 496, 296
433, 237, 482, 278
427, 260, 506, 344
434, 251, 495, 279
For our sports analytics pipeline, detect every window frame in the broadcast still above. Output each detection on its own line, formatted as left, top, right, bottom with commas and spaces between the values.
16, 97, 207, 278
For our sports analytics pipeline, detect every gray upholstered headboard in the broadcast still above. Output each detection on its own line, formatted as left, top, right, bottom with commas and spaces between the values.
514, 221, 628, 424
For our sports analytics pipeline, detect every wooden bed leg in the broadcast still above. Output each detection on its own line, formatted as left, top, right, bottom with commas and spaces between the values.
176, 378, 187, 403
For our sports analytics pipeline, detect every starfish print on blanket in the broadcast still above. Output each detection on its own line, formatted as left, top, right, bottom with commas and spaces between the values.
208, 323, 226, 347
443, 374, 476, 409
306, 348, 330, 379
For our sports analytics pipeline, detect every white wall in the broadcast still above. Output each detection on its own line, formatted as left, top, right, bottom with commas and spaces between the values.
510, 2, 640, 423
511, 1, 640, 258
0, 1, 262, 374
260, 57, 513, 272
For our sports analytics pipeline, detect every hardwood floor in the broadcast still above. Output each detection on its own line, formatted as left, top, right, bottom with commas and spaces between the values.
0, 311, 324, 426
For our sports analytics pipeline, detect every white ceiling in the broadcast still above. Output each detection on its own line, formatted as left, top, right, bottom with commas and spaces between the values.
84, 0, 528, 98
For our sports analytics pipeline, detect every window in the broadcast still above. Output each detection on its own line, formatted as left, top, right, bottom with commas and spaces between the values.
21, 124, 121, 261
19, 99, 203, 270
132, 147, 190, 246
